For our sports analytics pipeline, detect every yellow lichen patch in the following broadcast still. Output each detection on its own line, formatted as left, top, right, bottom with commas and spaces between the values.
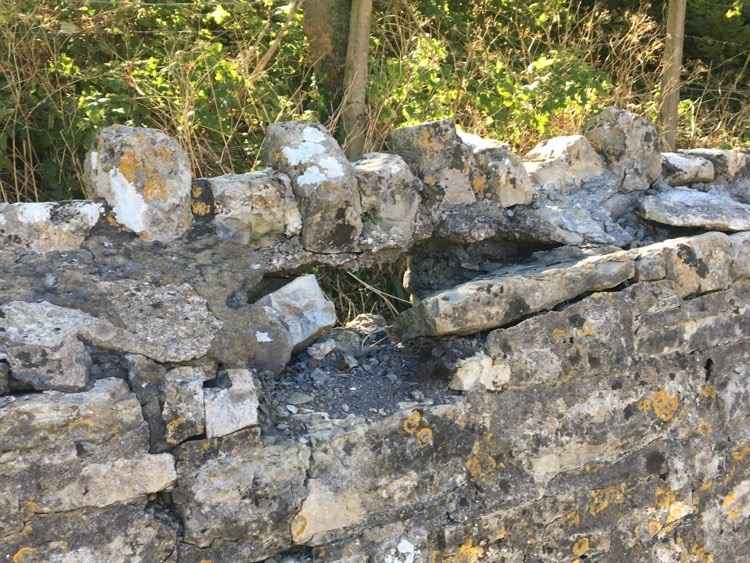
690, 544, 715, 563
589, 483, 626, 516
562, 510, 581, 528
650, 389, 679, 422
698, 419, 712, 435
666, 500, 692, 525
648, 519, 662, 536
465, 436, 498, 481
22, 499, 39, 518
290, 512, 308, 541
571, 537, 590, 557
402, 410, 422, 435
451, 539, 485, 563
199, 560, 214, 563
12, 547, 38, 563
472, 175, 487, 194
423, 175, 437, 187
731, 445, 750, 463
416, 427, 434, 448
143, 166, 168, 202
656, 487, 678, 510
551, 327, 569, 343
191, 201, 212, 217
117, 149, 139, 183
165, 416, 186, 440
721, 491, 743, 521
701, 385, 717, 400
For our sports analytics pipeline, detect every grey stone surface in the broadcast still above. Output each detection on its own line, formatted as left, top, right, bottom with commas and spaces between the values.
640, 187, 750, 231
661, 151, 715, 186
584, 107, 661, 191
204, 369, 260, 438
0, 201, 103, 254
262, 121, 362, 252
524, 134, 608, 193
680, 148, 749, 182
200, 169, 302, 244
162, 366, 207, 446
85, 125, 192, 242
254, 274, 337, 351
354, 152, 421, 249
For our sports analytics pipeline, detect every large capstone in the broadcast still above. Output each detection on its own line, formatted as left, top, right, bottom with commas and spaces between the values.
85, 125, 192, 242
640, 188, 750, 232
661, 152, 715, 186
261, 121, 362, 252
523, 135, 608, 193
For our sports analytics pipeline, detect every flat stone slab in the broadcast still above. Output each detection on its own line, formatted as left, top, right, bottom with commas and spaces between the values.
398, 252, 634, 338
661, 152, 714, 186
640, 188, 750, 232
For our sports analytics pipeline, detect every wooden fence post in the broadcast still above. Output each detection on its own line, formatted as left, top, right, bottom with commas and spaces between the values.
342, 0, 373, 160
660, 0, 687, 150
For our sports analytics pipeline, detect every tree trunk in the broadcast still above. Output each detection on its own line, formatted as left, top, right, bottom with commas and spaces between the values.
303, 0, 351, 120
660, 0, 687, 150
342, 0, 373, 160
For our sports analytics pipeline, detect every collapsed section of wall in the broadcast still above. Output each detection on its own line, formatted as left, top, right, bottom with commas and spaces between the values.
2, 108, 750, 562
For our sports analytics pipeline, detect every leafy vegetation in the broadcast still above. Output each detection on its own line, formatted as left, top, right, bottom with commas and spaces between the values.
1, 0, 749, 202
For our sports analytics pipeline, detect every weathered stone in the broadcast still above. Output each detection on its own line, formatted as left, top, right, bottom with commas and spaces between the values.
398, 251, 634, 338
388, 120, 476, 207
524, 135, 608, 193
200, 169, 302, 244
584, 107, 661, 191
448, 352, 509, 392
0, 300, 94, 391
162, 366, 207, 446
0, 361, 8, 395
459, 131, 534, 206
0, 504, 178, 563
0, 200, 103, 254
85, 125, 192, 242
204, 369, 259, 438
640, 187, 750, 231
262, 121, 362, 252
661, 152, 715, 186
730, 231, 750, 279
354, 152, 420, 248
174, 438, 310, 557
85, 279, 222, 362
680, 148, 749, 182
254, 274, 337, 351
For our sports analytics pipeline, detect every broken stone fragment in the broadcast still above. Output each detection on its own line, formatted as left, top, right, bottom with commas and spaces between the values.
0, 201, 103, 254
261, 121, 362, 252
640, 188, 750, 232
199, 169, 302, 245
0, 361, 8, 395
583, 107, 661, 191
459, 131, 534, 207
204, 369, 260, 438
84, 125, 192, 242
730, 231, 750, 279
388, 119, 476, 207
661, 152, 715, 186
449, 352, 509, 392
680, 148, 749, 183
254, 274, 337, 351
162, 366, 207, 446
354, 152, 420, 249
523, 135, 608, 193
0, 300, 94, 392
398, 251, 634, 338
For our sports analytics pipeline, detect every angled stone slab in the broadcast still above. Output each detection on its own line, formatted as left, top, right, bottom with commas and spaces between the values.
680, 148, 749, 182
640, 188, 750, 232
524, 135, 608, 194
398, 252, 634, 338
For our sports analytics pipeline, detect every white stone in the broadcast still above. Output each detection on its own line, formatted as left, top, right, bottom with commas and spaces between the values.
204, 369, 259, 438
524, 135, 608, 193
640, 188, 750, 232
662, 152, 715, 186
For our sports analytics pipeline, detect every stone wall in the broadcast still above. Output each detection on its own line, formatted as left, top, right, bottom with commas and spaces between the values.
2, 108, 750, 562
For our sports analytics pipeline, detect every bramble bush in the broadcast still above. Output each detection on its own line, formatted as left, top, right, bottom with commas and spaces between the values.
1, 0, 749, 202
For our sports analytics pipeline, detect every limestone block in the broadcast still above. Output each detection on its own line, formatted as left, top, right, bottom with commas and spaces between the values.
262, 121, 362, 252
583, 107, 661, 191
85, 125, 192, 242
524, 135, 608, 193
680, 148, 749, 182
661, 152, 715, 186
204, 369, 259, 438
162, 366, 206, 446
640, 188, 750, 231
0, 201, 103, 253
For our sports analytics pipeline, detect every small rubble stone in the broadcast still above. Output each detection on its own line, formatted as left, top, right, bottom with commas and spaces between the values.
262, 121, 362, 252
584, 107, 661, 191
661, 152, 715, 186
308, 339, 337, 360
254, 274, 337, 351
85, 125, 192, 242
204, 369, 260, 438
199, 170, 302, 244
354, 152, 420, 248
0, 201, 103, 254
523, 135, 608, 193
0, 300, 94, 392
680, 148, 749, 182
162, 366, 207, 446
640, 188, 750, 232
398, 251, 634, 338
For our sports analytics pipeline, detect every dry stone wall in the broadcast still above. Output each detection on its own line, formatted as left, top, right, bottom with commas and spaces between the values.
2, 108, 750, 562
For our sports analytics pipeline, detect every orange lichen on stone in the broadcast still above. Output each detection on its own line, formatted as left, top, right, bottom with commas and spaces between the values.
451, 539, 485, 563
690, 544, 715, 563
402, 410, 423, 435
650, 389, 680, 422
143, 166, 169, 202
12, 547, 38, 563
571, 537, 590, 557
701, 384, 717, 399
290, 512, 308, 540
465, 435, 498, 481
117, 149, 138, 183
472, 175, 487, 194
416, 427, 434, 448
589, 483, 626, 515
192, 201, 212, 217
731, 444, 750, 463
